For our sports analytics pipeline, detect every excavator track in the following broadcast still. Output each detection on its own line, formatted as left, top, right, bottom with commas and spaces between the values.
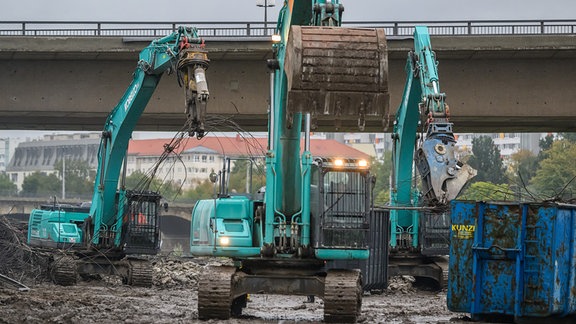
197, 266, 236, 320
324, 269, 362, 323
51, 256, 78, 286
127, 260, 153, 287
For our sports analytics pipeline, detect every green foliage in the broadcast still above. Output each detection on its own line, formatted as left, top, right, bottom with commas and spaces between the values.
21, 172, 61, 197
467, 136, 507, 184
125, 170, 157, 190
508, 149, 539, 186
182, 180, 217, 202
538, 133, 555, 161
375, 189, 390, 205
126, 170, 183, 201
227, 158, 266, 194
0, 173, 17, 196
54, 158, 94, 198
458, 181, 515, 201
560, 133, 576, 143
370, 153, 392, 205
530, 139, 576, 199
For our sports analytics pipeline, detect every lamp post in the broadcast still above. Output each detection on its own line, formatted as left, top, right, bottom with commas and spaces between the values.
61, 156, 71, 200
256, 0, 275, 36
62, 157, 66, 200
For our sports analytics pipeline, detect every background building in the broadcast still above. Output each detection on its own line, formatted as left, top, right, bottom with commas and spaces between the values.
6, 133, 100, 190
6, 133, 371, 192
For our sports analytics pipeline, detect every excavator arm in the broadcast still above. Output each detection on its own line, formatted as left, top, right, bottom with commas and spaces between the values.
263, 0, 389, 256
27, 26, 210, 287
390, 26, 475, 250
88, 26, 210, 248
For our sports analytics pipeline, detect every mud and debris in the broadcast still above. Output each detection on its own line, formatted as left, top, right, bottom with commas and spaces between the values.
0, 215, 486, 324
0, 255, 482, 324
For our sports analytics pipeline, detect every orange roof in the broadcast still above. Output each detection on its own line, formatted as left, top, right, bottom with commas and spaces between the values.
128, 135, 370, 160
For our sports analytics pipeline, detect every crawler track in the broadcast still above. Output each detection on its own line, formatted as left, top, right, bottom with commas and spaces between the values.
128, 260, 153, 287
197, 266, 236, 320
324, 269, 362, 323
51, 256, 78, 286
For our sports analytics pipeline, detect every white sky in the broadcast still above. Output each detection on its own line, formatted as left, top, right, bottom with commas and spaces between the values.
1, 0, 574, 22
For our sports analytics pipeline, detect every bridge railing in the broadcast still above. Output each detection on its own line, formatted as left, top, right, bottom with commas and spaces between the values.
0, 20, 575, 38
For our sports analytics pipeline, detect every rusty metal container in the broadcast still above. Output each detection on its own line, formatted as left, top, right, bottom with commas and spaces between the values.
284, 26, 389, 130
447, 201, 576, 321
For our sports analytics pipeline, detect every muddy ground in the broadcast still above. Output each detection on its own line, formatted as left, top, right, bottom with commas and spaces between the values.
0, 257, 483, 324
0, 282, 467, 324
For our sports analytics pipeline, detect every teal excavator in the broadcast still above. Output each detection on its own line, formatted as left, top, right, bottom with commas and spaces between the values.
190, 0, 388, 322
388, 26, 476, 285
27, 26, 210, 286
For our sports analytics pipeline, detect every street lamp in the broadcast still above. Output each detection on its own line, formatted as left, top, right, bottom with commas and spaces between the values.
256, 0, 275, 36
61, 156, 71, 200
62, 157, 66, 200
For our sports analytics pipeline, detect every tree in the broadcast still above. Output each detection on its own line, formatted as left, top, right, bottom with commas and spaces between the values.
508, 149, 539, 187
182, 179, 217, 202
559, 132, 576, 143
0, 173, 17, 196
530, 139, 576, 199
126, 170, 191, 202
227, 158, 266, 194
21, 172, 61, 197
54, 158, 94, 199
458, 181, 515, 201
467, 136, 506, 184
370, 153, 392, 205
538, 133, 555, 161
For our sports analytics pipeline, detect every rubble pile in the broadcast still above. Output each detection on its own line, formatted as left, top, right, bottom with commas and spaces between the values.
152, 257, 235, 289
0, 216, 50, 285
387, 275, 416, 293
152, 258, 204, 288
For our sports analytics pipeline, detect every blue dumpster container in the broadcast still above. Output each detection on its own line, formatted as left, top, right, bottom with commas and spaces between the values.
447, 201, 576, 321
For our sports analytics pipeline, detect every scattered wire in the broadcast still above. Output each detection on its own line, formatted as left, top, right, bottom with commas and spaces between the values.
0, 214, 51, 285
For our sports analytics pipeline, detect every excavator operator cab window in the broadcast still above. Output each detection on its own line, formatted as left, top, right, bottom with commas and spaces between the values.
318, 169, 370, 249
124, 192, 161, 253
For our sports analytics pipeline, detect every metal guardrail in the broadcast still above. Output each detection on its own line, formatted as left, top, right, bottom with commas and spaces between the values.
0, 20, 575, 38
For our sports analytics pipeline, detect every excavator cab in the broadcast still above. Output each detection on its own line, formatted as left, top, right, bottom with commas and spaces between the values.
123, 190, 162, 254
312, 158, 371, 252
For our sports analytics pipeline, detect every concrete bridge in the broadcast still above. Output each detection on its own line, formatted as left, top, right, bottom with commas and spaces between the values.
1, 21, 576, 133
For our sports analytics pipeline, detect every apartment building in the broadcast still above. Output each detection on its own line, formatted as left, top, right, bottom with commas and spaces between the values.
6, 133, 371, 192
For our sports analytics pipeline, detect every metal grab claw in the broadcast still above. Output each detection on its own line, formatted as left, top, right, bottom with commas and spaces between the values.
178, 49, 210, 139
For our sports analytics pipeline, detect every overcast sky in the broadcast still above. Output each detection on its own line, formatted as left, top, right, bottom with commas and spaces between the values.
1, 0, 575, 22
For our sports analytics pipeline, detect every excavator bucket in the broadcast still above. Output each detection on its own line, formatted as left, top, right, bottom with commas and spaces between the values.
284, 26, 389, 131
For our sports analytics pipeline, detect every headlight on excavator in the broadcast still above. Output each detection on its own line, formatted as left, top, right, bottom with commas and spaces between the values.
358, 159, 368, 168
271, 34, 281, 43
219, 236, 230, 246
334, 159, 344, 167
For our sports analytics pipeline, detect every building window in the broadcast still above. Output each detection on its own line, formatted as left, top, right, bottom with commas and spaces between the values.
193, 155, 200, 162
201, 155, 207, 162
209, 155, 215, 162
